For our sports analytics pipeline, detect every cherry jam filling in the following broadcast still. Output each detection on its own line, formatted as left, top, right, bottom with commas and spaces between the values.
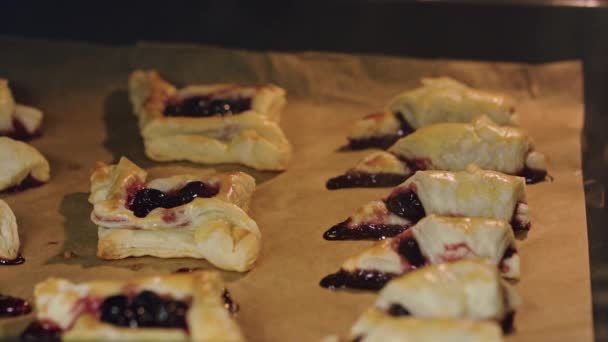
386, 304, 411, 317
326, 172, 407, 190
323, 219, 410, 241
520, 167, 548, 184
128, 181, 220, 218
320, 270, 396, 291
1, 175, 44, 193
0, 254, 25, 265
396, 237, 426, 268
20, 320, 62, 342
1, 118, 40, 141
384, 190, 426, 223
502, 311, 515, 333
347, 112, 415, 150
99, 291, 190, 329
164, 95, 252, 118
222, 289, 239, 315
0, 294, 31, 317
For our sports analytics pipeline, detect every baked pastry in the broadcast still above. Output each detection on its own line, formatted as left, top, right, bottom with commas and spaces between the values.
324, 165, 529, 240
0, 199, 24, 265
21, 271, 244, 341
321, 215, 519, 290
0, 137, 50, 192
329, 116, 547, 189
129, 70, 291, 171
346, 77, 515, 150
89, 157, 261, 272
331, 310, 504, 342
0, 79, 43, 139
371, 260, 519, 328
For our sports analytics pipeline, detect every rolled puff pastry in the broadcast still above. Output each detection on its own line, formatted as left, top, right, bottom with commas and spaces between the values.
373, 259, 520, 322
327, 215, 519, 287
324, 166, 530, 241
0, 199, 19, 260
0, 137, 50, 192
89, 157, 261, 272
0, 79, 43, 139
348, 310, 503, 342
32, 271, 244, 341
387, 77, 515, 129
389, 116, 538, 175
128, 70, 291, 171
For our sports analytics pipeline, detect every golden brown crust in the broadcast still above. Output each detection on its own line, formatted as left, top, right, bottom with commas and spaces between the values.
89, 157, 261, 272
128, 70, 291, 171
0, 199, 19, 260
34, 272, 244, 341
0, 136, 50, 191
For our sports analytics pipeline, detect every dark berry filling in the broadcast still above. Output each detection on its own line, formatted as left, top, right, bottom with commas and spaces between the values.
520, 167, 548, 184
347, 112, 415, 150
501, 311, 515, 334
323, 219, 410, 241
396, 238, 426, 268
0, 254, 25, 265
0, 294, 31, 317
326, 172, 407, 190
20, 320, 62, 342
2, 117, 40, 141
385, 190, 426, 223
222, 289, 239, 315
320, 269, 395, 291
164, 96, 251, 118
128, 181, 220, 218
510, 217, 530, 234
386, 304, 411, 316
99, 291, 189, 329
1, 175, 44, 193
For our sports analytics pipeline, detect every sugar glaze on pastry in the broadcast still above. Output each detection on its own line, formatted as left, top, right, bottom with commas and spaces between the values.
346, 77, 515, 150
324, 165, 530, 241
329, 116, 547, 189
0, 137, 50, 192
0, 79, 43, 139
129, 70, 291, 171
321, 215, 519, 290
89, 157, 261, 272
21, 271, 244, 341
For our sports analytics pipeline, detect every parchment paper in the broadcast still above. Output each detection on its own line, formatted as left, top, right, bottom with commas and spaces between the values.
0, 37, 592, 342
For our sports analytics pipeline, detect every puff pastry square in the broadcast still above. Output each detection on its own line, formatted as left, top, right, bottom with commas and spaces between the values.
0, 79, 43, 140
89, 157, 261, 272
330, 310, 504, 342
129, 70, 291, 171
0, 199, 23, 264
329, 116, 547, 189
346, 77, 515, 150
22, 271, 244, 341
0, 137, 50, 192
321, 215, 519, 290
324, 165, 530, 241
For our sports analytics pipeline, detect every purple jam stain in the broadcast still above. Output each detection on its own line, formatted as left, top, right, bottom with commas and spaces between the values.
174, 267, 204, 273
326, 172, 407, 190
20, 321, 62, 341
384, 190, 426, 222
222, 289, 239, 315
510, 218, 530, 234
502, 247, 516, 260
164, 95, 252, 118
519, 167, 548, 184
396, 238, 426, 268
386, 304, 411, 317
0, 254, 25, 265
128, 181, 220, 218
4, 118, 41, 141
99, 291, 189, 329
347, 112, 415, 150
0, 294, 31, 317
1, 175, 44, 194
502, 311, 515, 334
323, 219, 410, 241
320, 269, 395, 291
